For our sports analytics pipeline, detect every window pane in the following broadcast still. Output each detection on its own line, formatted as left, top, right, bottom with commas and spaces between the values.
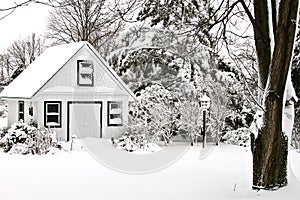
19, 113, 24, 121
109, 114, 122, 125
110, 102, 122, 114
19, 101, 24, 112
79, 61, 93, 73
47, 104, 59, 113
29, 106, 33, 116
47, 115, 59, 123
79, 74, 93, 85
111, 102, 121, 109
110, 114, 121, 119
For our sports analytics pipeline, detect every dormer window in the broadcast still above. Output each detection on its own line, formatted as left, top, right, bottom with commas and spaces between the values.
77, 60, 94, 86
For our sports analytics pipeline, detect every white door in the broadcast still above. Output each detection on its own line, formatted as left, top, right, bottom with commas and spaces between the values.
69, 103, 101, 139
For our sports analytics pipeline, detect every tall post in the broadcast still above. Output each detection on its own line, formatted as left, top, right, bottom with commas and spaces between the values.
202, 109, 206, 148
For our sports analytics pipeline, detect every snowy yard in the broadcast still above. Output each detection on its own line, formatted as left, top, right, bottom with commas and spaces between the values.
0, 142, 299, 200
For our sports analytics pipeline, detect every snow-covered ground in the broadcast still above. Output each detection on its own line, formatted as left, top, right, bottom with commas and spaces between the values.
0, 143, 299, 200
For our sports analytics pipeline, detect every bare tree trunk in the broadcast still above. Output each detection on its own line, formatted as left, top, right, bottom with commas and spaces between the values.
252, 0, 299, 189
253, 0, 271, 91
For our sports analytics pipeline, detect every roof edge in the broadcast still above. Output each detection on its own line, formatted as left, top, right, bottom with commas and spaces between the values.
30, 43, 86, 98
85, 43, 136, 101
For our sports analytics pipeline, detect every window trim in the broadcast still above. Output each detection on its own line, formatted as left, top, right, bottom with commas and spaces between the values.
44, 101, 62, 128
107, 101, 123, 127
18, 101, 24, 121
77, 60, 94, 87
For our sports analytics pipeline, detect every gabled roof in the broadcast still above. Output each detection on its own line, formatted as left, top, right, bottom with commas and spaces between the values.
0, 41, 135, 100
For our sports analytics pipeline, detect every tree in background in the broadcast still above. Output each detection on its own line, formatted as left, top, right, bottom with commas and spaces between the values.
5, 33, 45, 81
0, 54, 12, 84
46, 0, 123, 54
0, 0, 67, 21
291, 19, 300, 149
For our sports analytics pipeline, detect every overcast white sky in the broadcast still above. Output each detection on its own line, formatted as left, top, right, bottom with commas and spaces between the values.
0, 2, 50, 52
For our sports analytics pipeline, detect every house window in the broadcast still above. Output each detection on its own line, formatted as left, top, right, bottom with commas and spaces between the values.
44, 101, 62, 128
18, 101, 24, 121
29, 106, 33, 116
107, 101, 123, 126
77, 60, 94, 86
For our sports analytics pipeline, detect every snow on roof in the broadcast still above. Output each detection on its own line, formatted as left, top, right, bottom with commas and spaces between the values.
0, 41, 135, 100
0, 41, 86, 99
200, 93, 210, 102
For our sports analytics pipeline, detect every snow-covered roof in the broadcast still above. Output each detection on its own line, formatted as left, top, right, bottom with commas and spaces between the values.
0, 42, 85, 99
0, 41, 135, 100
200, 93, 210, 102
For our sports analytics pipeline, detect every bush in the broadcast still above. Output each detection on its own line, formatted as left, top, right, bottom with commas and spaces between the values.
111, 133, 161, 153
0, 122, 57, 154
129, 84, 180, 145
221, 127, 250, 147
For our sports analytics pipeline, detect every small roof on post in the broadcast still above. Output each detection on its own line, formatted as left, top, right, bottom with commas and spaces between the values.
200, 93, 210, 102
200, 93, 211, 109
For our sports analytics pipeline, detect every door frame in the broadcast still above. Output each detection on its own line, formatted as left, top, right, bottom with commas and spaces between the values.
67, 101, 103, 141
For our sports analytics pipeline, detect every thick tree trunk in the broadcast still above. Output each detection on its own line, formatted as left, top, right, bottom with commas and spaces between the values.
252, 0, 299, 189
253, 94, 288, 189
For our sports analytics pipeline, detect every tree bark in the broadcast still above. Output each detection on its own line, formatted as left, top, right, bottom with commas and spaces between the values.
253, 0, 271, 91
252, 0, 299, 189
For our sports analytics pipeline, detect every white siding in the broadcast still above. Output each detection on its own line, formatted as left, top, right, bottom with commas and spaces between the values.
7, 100, 17, 127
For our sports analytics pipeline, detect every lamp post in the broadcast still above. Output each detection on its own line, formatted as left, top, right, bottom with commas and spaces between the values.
200, 93, 211, 148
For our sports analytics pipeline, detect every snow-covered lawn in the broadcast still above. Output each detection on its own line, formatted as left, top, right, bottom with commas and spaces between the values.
0, 142, 299, 200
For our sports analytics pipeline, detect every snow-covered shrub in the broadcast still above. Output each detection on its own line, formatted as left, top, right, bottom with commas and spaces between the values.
0, 122, 56, 154
129, 84, 180, 145
221, 108, 254, 146
51, 135, 84, 153
221, 127, 250, 147
0, 101, 7, 118
112, 133, 160, 153
223, 109, 254, 131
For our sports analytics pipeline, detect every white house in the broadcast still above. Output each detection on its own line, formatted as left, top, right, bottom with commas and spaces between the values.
0, 41, 135, 141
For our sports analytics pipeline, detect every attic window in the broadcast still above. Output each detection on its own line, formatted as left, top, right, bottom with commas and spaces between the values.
77, 60, 94, 86
44, 101, 62, 128
107, 101, 123, 126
